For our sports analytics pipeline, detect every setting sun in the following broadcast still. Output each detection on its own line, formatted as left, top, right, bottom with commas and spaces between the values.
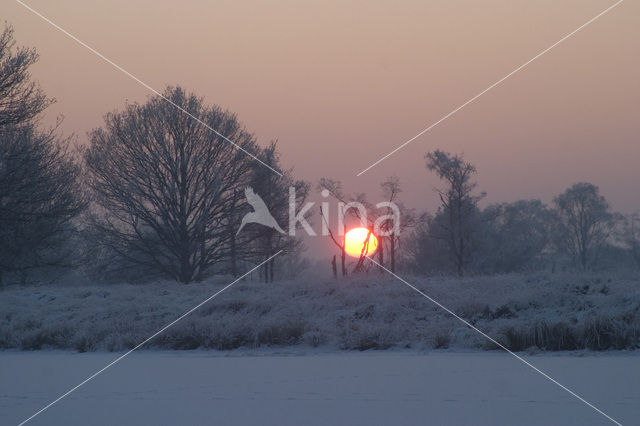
344, 227, 378, 258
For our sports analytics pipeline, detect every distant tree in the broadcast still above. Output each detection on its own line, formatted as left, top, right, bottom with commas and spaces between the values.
406, 212, 451, 274
0, 25, 83, 285
317, 179, 351, 277
376, 177, 396, 273
425, 150, 484, 276
476, 200, 553, 273
553, 183, 613, 270
318, 178, 377, 275
0, 24, 51, 129
85, 86, 261, 283
622, 212, 640, 270
0, 126, 84, 284
377, 176, 416, 273
242, 142, 309, 282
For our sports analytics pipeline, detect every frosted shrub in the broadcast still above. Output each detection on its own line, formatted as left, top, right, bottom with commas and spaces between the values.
1, 272, 639, 352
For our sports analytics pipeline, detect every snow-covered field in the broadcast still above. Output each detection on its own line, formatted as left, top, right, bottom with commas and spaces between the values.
2, 351, 639, 425
2, 273, 640, 424
1, 272, 639, 352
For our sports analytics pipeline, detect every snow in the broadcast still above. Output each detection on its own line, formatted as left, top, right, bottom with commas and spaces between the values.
1, 272, 639, 352
2, 272, 639, 423
1, 351, 639, 425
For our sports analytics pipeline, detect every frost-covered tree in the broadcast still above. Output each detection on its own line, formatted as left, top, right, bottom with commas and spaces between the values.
242, 141, 309, 282
622, 212, 640, 270
0, 24, 51, 129
425, 150, 484, 276
377, 176, 416, 273
553, 183, 613, 270
85, 86, 261, 283
475, 200, 553, 273
0, 126, 84, 284
0, 25, 83, 285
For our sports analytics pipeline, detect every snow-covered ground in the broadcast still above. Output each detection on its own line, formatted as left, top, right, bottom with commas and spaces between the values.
2, 351, 639, 425
1, 272, 639, 352
2, 272, 639, 424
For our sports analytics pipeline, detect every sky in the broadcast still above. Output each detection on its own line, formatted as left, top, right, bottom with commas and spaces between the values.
4, 0, 639, 220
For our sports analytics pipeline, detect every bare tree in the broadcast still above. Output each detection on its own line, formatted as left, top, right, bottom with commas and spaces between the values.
376, 178, 395, 272
318, 179, 348, 276
0, 24, 82, 285
318, 179, 378, 275
85, 86, 261, 283
476, 200, 552, 273
0, 24, 51, 130
553, 182, 613, 270
242, 142, 309, 282
622, 212, 640, 269
0, 125, 84, 284
425, 150, 484, 276
378, 176, 416, 273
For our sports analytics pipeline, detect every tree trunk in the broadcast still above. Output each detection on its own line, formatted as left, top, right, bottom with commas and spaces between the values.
377, 235, 384, 272
580, 237, 588, 270
195, 219, 206, 282
269, 257, 275, 282
230, 234, 237, 277
331, 255, 337, 279
390, 235, 396, 273
457, 195, 464, 277
179, 252, 192, 283
229, 189, 239, 276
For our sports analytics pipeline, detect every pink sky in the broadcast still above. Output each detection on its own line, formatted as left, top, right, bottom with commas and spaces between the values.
5, 0, 639, 216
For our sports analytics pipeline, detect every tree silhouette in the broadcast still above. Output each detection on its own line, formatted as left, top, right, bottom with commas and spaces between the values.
425, 150, 484, 276
554, 182, 613, 270
85, 86, 262, 283
0, 24, 83, 284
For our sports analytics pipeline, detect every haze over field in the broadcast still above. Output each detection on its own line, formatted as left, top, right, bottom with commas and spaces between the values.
4, 0, 639, 214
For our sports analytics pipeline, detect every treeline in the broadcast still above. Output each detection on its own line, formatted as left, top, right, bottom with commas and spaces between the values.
317, 151, 639, 278
0, 25, 306, 285
405, 151, 640, 276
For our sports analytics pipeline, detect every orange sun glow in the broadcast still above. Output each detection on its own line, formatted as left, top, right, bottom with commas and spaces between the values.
344, 227, 378, 258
